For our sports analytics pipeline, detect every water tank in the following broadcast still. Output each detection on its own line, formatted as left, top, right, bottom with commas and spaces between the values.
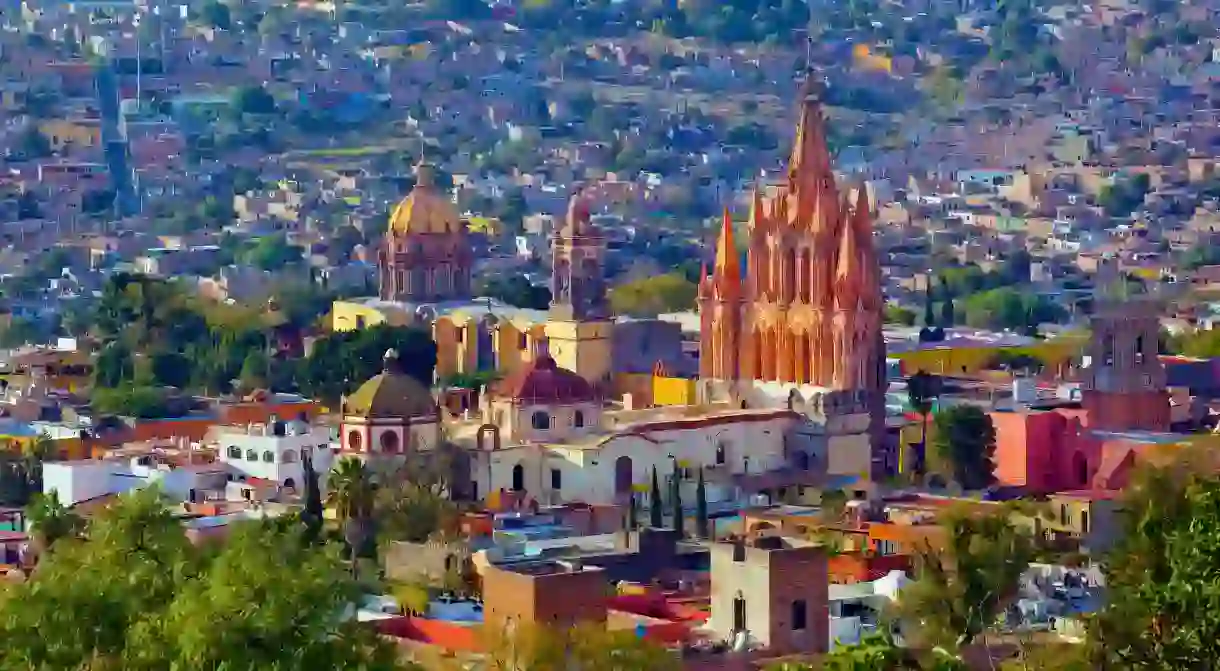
1013, 378, 1038, 404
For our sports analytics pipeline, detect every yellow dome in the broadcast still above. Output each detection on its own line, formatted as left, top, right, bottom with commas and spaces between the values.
387, 164, 463, 236
342, 350, 437, 419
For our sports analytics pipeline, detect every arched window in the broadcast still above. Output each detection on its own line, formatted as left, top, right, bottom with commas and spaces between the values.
246, 449, 258, 461
282, 451, 297, 464
715, 443, 726, 465
512, 463, 525, 492
348, 430, 362, 452
574, 410, 585, 428
531, 411, 550, 430
262, 450, 274, 463
381, 431, 400, 453
227, 446, 241, 459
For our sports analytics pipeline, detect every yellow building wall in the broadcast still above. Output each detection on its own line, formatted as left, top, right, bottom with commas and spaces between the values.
37, 119, 101, 151
892, 340, 1080, 377
329, 301, 412, 332
544, 319, 613, 383
654, 376, 696, 406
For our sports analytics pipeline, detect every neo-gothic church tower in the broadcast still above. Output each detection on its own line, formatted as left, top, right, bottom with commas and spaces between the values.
698, 83, 884, 394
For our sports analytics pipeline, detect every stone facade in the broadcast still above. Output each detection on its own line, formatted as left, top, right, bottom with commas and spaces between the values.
706, 536, 829, 655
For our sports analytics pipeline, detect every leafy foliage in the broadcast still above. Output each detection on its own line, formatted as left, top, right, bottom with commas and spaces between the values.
299, 324, 437, 405
0, 488, 407, 670
609, 273, 697, 317
894, 506, 1035, 651
484, 622, 679, 671
0, 436, 55, 507
1090, 450, 1220, 668
929, 405, 997, 491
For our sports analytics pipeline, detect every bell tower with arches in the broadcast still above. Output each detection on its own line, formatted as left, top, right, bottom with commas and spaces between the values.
1080, 291, 1169, 432
545, 189, 613, 384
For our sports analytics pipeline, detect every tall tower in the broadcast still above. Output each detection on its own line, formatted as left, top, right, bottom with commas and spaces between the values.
378, 162, 473, 303
698, 208, 744, 381
699, 80, 885, 395
546, 190, 613, 384
1080, 291, 1170, 432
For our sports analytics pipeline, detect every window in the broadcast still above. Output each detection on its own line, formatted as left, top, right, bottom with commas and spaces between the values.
348, 430, 362, 451
715, 443, 726, 465
246, 449, 258, 461
262, 450, 274, 463
518, 333, 527, 350
1060, 504, 1071, 525
574, 410, 585, 428
733, 594, 747, 632
791, 600, 807, 631
531, 411, 550, 430
512, 464, 525, 492
381, 431, 400, 453
227, 446, 241, 459
1081, 510, 1090, 534
282, 451, 297, 464
551, 468, 562, 491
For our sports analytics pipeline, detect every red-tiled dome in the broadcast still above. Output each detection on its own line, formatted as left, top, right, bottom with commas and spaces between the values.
493, 356, 595, 404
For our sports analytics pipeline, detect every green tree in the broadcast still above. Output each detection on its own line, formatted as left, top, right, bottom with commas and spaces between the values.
197, 0, 232, 29
1089, 450, 1220, 667
329, 457, 377, 564
0, 488, 407, 669
23, 490, 82, 557
300, 449, 324, 545
885, 303, 918, 326
14, 126, 51, 158
299, 324, 437, 406
609, 273, 698, 317
478, 276, 551, 310
243, 233, 303, 271
694, 468, 709, 539
238, 348, 271, 390
231, 84, 276, 116
376, 458, 457, 545
649, 466, 663, 528
907, 371, 938, 477
929, 405, 996, 491
961, 287, 1063, 332
91, 386, 173, 419
893, 506, 1035, 651
669, 460, 683, 536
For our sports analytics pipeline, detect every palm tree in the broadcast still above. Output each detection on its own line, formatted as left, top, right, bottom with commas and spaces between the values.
327, 457, 376, 564
907, 371, 937, 479
25, 492, 82, 558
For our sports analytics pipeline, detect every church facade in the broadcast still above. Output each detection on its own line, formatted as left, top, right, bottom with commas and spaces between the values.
698, 84, 887, 477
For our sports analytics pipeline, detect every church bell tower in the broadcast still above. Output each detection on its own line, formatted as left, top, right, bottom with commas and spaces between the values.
545, 189, 613, 384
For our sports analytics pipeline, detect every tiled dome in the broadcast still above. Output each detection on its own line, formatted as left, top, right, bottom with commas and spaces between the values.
493, 356, 595, 405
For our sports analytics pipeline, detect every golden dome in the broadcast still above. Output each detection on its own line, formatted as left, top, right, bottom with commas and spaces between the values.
387, 163, 463, 236
342, 350, 438, 420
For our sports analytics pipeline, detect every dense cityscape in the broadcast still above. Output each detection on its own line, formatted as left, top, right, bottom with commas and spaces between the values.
0, 0, 1219, 668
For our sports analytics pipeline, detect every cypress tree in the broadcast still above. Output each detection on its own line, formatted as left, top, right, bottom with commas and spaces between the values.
299, 449, 324, 545
695, 468, 710, 540
940, 277, 955, 326
923, 280, 936, 327
670, 461, 683, 537
628, 492, 639, 530
649, 466, 663, 528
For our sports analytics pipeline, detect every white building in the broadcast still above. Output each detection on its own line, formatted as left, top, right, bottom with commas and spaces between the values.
216, 418, 335, 491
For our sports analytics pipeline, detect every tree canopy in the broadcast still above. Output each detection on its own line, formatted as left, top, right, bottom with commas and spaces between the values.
609, 273, 697, 317
0, 488, 407, 670
929, 405, 996, 491
1090, 449, 1220, 667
